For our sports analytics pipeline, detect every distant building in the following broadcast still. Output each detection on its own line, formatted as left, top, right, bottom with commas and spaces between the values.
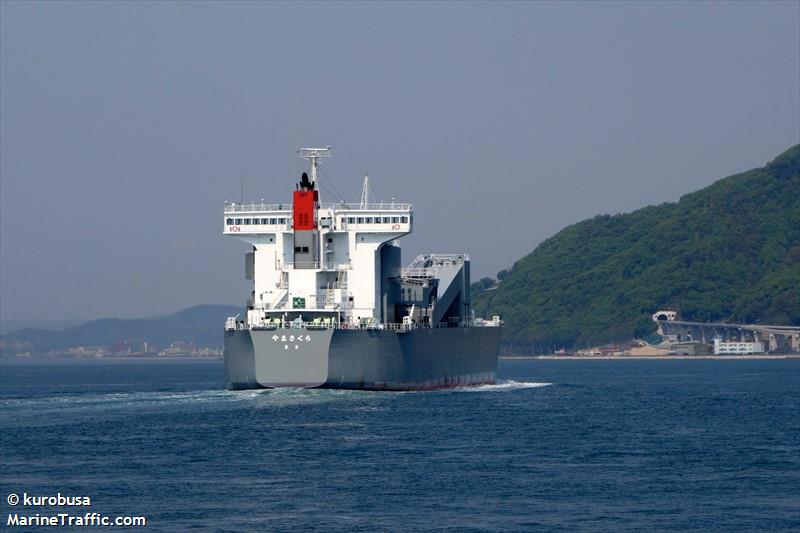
159, 341, 196, 356
713, 339, 764, 355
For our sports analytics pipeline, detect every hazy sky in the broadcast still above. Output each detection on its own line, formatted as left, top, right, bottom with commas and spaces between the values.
1, 1, 798, 322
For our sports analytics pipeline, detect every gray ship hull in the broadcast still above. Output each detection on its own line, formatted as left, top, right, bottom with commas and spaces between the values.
224, 327, 501, 391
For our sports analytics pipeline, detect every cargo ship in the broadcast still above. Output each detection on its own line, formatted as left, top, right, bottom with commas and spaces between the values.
222, 147, 502, 390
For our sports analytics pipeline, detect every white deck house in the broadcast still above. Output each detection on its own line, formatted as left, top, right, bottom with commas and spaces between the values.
223, 148, 413, 328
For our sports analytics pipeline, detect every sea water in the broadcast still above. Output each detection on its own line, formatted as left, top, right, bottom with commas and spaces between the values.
1, 358, 798, 531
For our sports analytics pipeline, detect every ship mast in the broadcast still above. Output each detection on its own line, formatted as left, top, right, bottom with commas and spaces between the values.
296, 146, 331, 185
359, 174, 372, 208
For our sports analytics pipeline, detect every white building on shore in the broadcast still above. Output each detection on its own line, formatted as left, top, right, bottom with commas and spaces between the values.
713, 339, 765, 355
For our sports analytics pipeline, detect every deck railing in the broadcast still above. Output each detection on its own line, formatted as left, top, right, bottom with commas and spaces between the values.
226, 315, 502, 332
225, 201, 412, 213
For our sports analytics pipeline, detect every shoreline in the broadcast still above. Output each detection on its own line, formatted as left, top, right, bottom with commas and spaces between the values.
0, 354, 222, 362
501, 355, 800, 360
4, 355, 798, 363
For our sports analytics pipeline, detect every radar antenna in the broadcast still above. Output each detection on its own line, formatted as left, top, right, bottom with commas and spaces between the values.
296, 146, 331, 184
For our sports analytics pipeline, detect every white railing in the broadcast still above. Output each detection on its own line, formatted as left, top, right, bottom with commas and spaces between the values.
400, 268, 434, 278
277, 261, 352, 271
333, 202, 412, 211
224, 201, 412, 214
229, 315, 501, 332
224, 202, 292, 213
385, 322, 415, 332
401, 254, 469, 278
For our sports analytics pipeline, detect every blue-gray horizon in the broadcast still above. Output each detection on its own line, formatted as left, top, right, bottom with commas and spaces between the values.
1, 1, 798, 322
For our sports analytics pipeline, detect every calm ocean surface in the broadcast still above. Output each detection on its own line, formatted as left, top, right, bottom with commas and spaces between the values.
1, 358, 798, 532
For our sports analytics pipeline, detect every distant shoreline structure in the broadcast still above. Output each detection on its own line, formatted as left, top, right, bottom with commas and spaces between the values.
3, 354, 796, 364
0, 353, 222, 361
502, 355, 800, 361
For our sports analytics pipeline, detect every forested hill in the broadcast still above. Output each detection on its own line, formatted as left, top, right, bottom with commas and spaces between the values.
473, 144, 800, 350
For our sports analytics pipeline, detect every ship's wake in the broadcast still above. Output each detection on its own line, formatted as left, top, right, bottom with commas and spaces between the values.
1, 381, 552, 416
454, 380, 553, 392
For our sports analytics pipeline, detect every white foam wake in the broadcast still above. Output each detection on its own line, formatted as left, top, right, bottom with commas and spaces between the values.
455, 380, 553, 392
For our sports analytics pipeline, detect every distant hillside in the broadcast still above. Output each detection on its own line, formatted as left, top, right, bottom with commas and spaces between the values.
473, 144, 800, 350
1, 304, 241, 354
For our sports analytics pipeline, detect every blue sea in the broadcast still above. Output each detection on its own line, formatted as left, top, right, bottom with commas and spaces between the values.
1, 358, 798, 532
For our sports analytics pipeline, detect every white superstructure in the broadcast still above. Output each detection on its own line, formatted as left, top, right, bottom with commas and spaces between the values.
223, 148, 413, 328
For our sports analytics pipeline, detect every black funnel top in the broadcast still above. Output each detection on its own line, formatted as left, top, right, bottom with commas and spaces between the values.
299, 172, 314, 191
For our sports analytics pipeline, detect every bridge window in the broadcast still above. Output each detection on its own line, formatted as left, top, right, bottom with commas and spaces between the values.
270, 218, 277, 224
235, 218, 243, 225
366, 217, 374, 223
357, 217, 364, 224
244, 218, 251, 224
348, 217, 355, 224
261, 218, 268, 224
401, 216, 408, 223
278, 218, 286, 224
252, 218, 260, 225
226, 218, 233, 225
391, 217, 399, 223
